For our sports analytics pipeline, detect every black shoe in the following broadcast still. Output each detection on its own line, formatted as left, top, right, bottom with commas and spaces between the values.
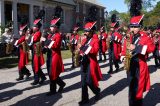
108, 70, 113, 74
46, 91, 57, 96
95, 88, 101, 100
71, 65, 75, 69
31, 80, 39, 85
95, 93, 100, 101
25, 73, 31, 80
39, 77, 47, 85
16, 77, 24, 81
99, 59, 102, 61
58, 83, 66, 92
115, 68, 120, 72
78, 99, 89, 105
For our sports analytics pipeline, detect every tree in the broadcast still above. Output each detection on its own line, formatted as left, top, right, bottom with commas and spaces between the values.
109, 10, 119, 17
119, 12, 130, 25
124, 0, 156, 10
143, 1, 160, 26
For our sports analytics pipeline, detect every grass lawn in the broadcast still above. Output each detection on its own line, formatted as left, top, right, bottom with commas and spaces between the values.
61, 50, 72, 59
0, 56, 19, 69
0, 50, 72, 69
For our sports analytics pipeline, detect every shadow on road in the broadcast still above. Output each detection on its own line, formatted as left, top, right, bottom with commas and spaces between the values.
0, 89, 22, 103
63, 81, 81, 93
143, 83, 160, 106
63, 62, 72, 66
10, 92, 62, 106
100, 63, 109, 68
0, 80, 50, 103
89, 78, 128, 105
61, 70, 80, 79
0, 82, 16, 90
149, 65, 157, 74
100, 78, 128, 96
101, 74, 112, 81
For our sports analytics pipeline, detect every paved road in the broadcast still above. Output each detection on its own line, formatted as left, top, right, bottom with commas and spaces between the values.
0, 54, 160, 106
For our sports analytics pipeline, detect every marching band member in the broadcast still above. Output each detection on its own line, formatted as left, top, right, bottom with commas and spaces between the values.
98, 25, 108, 61
122, 0, 155, 105
70, 25, 80, 68
78, 6, 102, 105
153, 24, 160, 67
14, 23, 31, 81
29, 10, 46, 85
108, 14, 122, 74
45, 6, 66, 96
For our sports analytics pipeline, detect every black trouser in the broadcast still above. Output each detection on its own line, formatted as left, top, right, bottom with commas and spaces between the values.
34, 68, 46, 82
99, 48, 106, 60
71, 51, 75, 67
49, 77, 65, 92
153, 50, 160, 67
108, 49, 119, 71
129, 98, 143, 106
31, 50, 46, 82
81, 66, 100, 101
71, 45, 76, 67
19, 66, 30, 78
129, 59, 143, 106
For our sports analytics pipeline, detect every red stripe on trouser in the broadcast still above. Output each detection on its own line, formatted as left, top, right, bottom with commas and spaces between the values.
136, 64, 150, 99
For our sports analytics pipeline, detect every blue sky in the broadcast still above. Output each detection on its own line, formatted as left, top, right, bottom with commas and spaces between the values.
99, 0, 128, 13
99, 0, 159, 13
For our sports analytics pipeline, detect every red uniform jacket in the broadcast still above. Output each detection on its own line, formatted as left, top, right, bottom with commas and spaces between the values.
100, 32, 108, 53
93, 34, 99, 39
80, 37, 102, 87
124, 31, 155, 99
111, 31, 122, 60
32, 31, 45, 73
159, 36, 160, 51
70, 34, 79, 51
153, 36, 160, 49
15, 35, 29, 71
120, 35, 133, 61
70, 34, 79, 45
48, 33, 64, 80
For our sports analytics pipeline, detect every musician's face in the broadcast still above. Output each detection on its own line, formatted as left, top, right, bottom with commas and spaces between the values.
73, 30, 77, 34
100, 29, 103, 32
130, 27, 140, 34
110, 27, 114, 31
84, 31, 90, 36
19, 30, 23, 35
50, 27, 57, 32
33, 27, 38, 32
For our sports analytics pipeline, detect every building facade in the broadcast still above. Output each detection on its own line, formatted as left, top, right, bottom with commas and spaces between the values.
74, 0, 105, 30
0, 0, 105, 38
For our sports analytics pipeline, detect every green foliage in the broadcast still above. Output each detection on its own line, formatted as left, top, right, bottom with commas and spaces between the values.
119, 12, 130, 25
0, 56, 19, 69
78, 30, 84, 35
61, 50, 72, 59
111, 1, 160, 27
109, 10, 120, 16
143, 1, 160, 26
0, 25, 5, 35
